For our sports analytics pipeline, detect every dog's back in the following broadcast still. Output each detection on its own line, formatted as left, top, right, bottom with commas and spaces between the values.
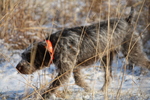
48, 7, 134, 66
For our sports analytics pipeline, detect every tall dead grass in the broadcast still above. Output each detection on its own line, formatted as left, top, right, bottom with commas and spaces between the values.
0, 0, 149, 49
0, 0, 53, 49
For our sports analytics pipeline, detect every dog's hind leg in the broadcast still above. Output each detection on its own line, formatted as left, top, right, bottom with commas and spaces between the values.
73, 67, 91, 92
122, 34, 150, 70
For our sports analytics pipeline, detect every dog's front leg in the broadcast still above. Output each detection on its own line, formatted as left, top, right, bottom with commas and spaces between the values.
101, 51, 115, 91
42, 61, 72, 99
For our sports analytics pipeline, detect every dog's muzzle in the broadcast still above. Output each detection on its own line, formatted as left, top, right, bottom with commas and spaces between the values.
16, 60, 36, 74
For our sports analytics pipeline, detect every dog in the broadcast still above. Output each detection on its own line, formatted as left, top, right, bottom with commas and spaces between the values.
16, 7, 150, 99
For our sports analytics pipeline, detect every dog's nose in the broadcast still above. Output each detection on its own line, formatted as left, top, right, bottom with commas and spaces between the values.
17, 66, 21, 70
16, 63, 21, 70
16, 62, 23, 72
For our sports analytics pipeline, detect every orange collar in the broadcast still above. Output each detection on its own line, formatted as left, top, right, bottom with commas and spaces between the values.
45, 40, 54, 63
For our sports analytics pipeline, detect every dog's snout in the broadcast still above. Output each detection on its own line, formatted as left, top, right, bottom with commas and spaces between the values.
16, 62, 25, 73
16, 60, 30, 74
16, 64, 22, 71
16, 60, 36, 74
16, 62, 24, 71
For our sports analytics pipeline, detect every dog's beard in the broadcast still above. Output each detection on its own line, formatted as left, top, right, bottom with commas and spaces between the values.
16, 59, 36, 74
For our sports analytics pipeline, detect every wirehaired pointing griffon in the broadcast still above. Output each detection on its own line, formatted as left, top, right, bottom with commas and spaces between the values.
16, 7, 150, 98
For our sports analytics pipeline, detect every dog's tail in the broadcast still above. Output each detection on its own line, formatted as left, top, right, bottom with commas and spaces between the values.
126, 7, 134, 24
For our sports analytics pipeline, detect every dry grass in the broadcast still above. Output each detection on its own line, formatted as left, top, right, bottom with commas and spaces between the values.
0, 0, 149, 49
0, 0, 150, 100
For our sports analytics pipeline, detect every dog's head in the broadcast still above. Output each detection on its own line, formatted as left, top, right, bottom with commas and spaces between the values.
16, 41, 53, 74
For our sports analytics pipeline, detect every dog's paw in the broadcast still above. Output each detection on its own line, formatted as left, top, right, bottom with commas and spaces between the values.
100, 87, 105, 92
42, 92, 56, 100
84, 86, 92, 92
100, 85, 109, 92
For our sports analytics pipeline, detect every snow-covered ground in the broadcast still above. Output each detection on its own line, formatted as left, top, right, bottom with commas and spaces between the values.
0, 39, 150, 100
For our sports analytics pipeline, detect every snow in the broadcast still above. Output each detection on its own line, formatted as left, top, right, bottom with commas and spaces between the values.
0, 40, 150, 100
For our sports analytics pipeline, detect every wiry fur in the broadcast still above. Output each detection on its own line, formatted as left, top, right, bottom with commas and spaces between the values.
16, 7, 150, 99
